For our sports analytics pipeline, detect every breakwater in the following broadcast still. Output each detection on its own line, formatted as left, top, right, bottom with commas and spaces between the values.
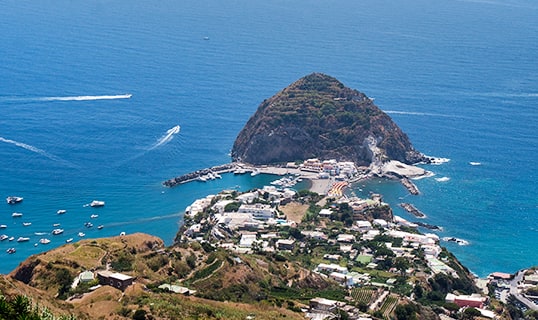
163, 163, 235, 187
399, 203, 425, 218
400, 178, 419, 195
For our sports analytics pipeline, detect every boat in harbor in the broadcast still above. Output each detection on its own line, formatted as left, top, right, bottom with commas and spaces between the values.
0, 225, 6, 229
65, 238, 73, 243
17, 237, 30, 242
53, 223, 60, 227
12, 212, 23, 218
52, 228, 64, 235
57, 209, 67, 214
97, 225, 104, 230
39, 238, 51, 244
6, 196, 23, 204
442, 237, 469, 246
0, 235, 8, 241
78, 232, 85, 237
90, 214, 99, 219
22, 222, 32, 226
6, 248, 15, 254
90, 200, 105, 207
84, 222, 93, 228
8, 237, 14, 241
250, 169, 260, 177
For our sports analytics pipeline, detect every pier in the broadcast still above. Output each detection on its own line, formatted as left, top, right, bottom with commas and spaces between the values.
162, 164, 235, 187
399, 203, 426, 218
400, 178, 420, 195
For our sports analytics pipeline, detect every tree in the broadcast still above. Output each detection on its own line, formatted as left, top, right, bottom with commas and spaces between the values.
133, 309, 147, 320
394, 303, 418, 320
461, 307, 481, 320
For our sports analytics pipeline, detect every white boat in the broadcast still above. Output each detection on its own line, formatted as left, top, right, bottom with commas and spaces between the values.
12, 212, 23, 218
84, 222, 93, 228
6, 248, 15, 254
39, 238, 51, 244
8, 237, 14, 241
90, 214, 99, 219
53, 223, 60, 227
65, 238, 73, 243
97, 225, 104, 230
214, 173, 222, 179
57, 209, 67, 214
17, 237, 30, 242
0, 235, 8, 241
6, 196, 23, 204
250, 169, 260, 177
469, 162, 482, 166
198, 176, 207, 182
52, 228, 64, 235
22, 222, 32, 227
78, 232, 85, 237
90, 200, 105, 207
234, 168, 247, 175
0, 225, 6, 229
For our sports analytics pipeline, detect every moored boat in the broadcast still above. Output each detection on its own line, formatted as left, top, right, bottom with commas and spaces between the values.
65, 238, 73, 243
6, 196, 23, 204
97, 225, 104, 230
12, 212, 23, 218
6, 248, 15, 254
0, 235, 8, 241
39, 238, 51, 244
52, 228, 64, 235
90, 214, 99, 219
57, 209, 67, 214
0, 225, 7, 229
22, 222, 32, 226
17, 237, 30, 242
78, 232, 85, 237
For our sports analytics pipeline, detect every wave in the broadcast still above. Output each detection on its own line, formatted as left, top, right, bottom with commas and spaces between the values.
0, 136, 76, 167
148, 125, 181, 150
39, 94, 132, 101
435, 177, 450, 182
424, 156, 451, 165
383, 110, 457, 118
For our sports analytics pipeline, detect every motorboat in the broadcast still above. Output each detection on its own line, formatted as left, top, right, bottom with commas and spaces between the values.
8, 237, 14, 241
78, 232, 85, 237
52, 228, 64, 235
39, 238, 51, 244
84, 222, 93, 228
0, 225, 7, 229
6, 196, 23, 204
0, 235, 8, 241
6, 248, 15, 254
97, 225, 104, 230
22, 222, 32, 227
17, 237, 30, 242
12, 212, 23, 218
57, 209, 67, 214
90, 214, 99, 219
90, 200, 105, 207
65, 238, 73, 243
53, 223, 60, 227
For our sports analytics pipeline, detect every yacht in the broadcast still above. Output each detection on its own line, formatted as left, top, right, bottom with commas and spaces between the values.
78, 232, 85, 237
39, 238, 51, 244
17, 237, 30, 242
65, 238, 73, 243
6, 196, 23, 204
0, 235, 8, 241
90, 214, 99, 219
12, 212, 23, 218
90, 200, 105, 207
57, 209, 67, 214
97, 225, 104, 230
52, 228, 64, 235
22, 222, 32, 227
8, 237, 14, 241
84, 222, 93, 228
6, 248, 16, 254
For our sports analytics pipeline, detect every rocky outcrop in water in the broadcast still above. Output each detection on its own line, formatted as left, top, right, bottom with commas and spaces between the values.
231, 73, 426, 166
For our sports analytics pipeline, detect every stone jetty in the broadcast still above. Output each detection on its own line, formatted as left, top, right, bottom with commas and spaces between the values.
163, 163, 234, 187
400, 178, 420, 195
399, 202, 425, 218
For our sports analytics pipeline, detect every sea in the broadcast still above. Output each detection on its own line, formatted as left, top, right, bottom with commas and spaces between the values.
0, 0, 536, 277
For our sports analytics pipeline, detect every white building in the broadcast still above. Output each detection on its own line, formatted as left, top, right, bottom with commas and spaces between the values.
237, 203, 276, 220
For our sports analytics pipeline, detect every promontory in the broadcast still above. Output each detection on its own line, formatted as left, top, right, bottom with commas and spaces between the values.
232, 73, 427, 166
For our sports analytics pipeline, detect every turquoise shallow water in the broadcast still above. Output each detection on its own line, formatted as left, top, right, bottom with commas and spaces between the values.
0, 0, 537, 276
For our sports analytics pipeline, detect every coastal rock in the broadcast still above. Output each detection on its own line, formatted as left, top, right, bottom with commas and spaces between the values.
232, 73, 426, 166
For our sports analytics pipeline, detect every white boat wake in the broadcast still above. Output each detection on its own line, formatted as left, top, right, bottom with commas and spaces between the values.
39, 94, 132, 101
0, 136, 76, 167
383, 110, 457, 118
148, 125, 181, 150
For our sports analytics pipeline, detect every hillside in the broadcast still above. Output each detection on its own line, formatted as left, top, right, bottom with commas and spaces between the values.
232, 73, 426, 166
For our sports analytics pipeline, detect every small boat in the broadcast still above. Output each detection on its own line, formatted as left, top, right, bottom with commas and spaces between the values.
12, 212, 23, 218
17, 237, 30, 242
119, 231, 126, 236
6, 196, 23, 204
8, 237, 14, 241
97, 225, 104, 230
52, 229, 64, 235
39, 238, 51, 244
198, 176, 207, 182
84, 222, 93, 228
90, 200, 105, 207
34, 232, 47, 236
57, 209, 67, 214
250, 169, 260, 177
0, 225, 7, 229
6, 248, 15, 254
65, 238, 73, 243
90, 214, 99, 219
0, 235, 8, 241
53, 223, 60, 227
78, 232, 85, 237
22, 222, 32, 227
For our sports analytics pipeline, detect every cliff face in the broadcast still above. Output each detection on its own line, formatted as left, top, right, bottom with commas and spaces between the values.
232, 73, 426, 166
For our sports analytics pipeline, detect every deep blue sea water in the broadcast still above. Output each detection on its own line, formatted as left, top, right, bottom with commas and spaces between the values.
0, 0, 536, 276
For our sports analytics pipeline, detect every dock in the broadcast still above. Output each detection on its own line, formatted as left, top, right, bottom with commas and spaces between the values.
399, 203, 426, 218
163, 164, 235, 187
400, 178, 420, 195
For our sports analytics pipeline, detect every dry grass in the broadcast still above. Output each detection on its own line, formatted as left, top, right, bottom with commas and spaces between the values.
279, 202, 308, 223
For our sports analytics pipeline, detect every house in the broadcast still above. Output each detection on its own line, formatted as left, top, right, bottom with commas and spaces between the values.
445, 293, 487, 308
79, 270, 94, 283
239, 234, 257, 248
337, 234, 355, 243
310, 297, 339, 312
319, 208, 333, 217
275, 239, 295, 251
237, 203, 275, 220
96, 271, 135, 291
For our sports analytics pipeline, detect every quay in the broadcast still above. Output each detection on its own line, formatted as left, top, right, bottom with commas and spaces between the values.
400, 178, 420, 195
399, 202, 426, 218
163, 163, 235, 187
